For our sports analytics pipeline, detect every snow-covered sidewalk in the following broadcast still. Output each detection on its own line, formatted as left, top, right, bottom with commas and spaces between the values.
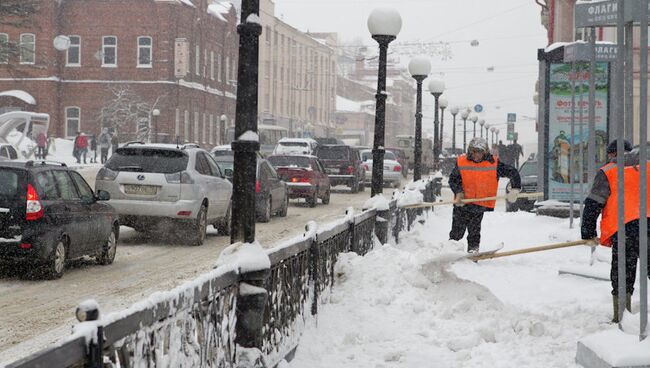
288, 207, 622, 367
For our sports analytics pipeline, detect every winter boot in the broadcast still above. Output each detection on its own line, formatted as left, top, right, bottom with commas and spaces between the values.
612, 294, 633, 323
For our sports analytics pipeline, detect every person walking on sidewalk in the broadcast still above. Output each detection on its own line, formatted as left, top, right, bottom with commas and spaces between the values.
36, 131, 47, 160
89, 134, 97, 163
73, 131, 88, 164
448, 137, 521, 253
99, 128, 111, 164
581, 140, 650, 323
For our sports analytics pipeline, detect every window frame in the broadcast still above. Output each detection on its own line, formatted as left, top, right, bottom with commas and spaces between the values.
102, 36, 118, 67
137, 36, 152, 68
65, 107, 81, 139
66, 35, 81, 67
52, 170, 81, 201
19, 33, 35, 65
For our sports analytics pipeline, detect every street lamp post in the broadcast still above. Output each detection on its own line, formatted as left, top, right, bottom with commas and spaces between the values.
450, 106, 459, 153
478, 119, 485, 138
220, 114, 227, 145
152, 109, 160, 143
428, 78, 445, 163
470, 113, 478, 138
368, 7, 402, 197
408, 56, 431, 181
438, 97, 448, 156
461, 110, 469, 152
231, 0, 262, 244
490, 126, 496, 146
496, 128, 500, 144
484, 123, 489, 139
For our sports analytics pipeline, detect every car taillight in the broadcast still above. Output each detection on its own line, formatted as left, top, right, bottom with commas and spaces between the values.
363, 164, 369, 170
165, 171, 194, 184
256, 180, 261, 193
347, 166, 354, 174
96, 167, 118, 181
393, 165, 401, 172
301, 177, 312, 183
26, 184, 43, 221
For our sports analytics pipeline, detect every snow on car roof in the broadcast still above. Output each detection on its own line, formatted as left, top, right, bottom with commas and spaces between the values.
278, 137, 317, 144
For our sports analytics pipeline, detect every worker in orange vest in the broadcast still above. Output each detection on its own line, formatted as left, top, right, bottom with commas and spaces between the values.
449, 137, 521, 253
582, 140, 650, 322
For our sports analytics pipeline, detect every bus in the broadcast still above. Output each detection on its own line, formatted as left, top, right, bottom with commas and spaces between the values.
226, 124, 289, 156
396, 134, 434, 173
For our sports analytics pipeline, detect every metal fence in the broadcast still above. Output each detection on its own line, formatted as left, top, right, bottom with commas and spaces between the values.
7, 181, 434, 368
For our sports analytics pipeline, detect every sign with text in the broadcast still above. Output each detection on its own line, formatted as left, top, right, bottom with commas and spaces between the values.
575, 0, 650, 28
174, 38, 189, 78
563, 42, 618, 62
547, 62, 609, 201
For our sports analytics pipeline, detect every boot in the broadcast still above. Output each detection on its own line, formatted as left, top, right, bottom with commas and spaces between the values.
612, 294, 633, 323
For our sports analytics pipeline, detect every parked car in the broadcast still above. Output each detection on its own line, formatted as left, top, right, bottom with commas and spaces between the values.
255, 157, 289, 222
96, 143, 232, 245
0, 143, 19, 160
386, 147, 409, 178
506, 158, 538, 212
315, 144, 365, 193
211, 150, 234, 180
273, 138, 318, 155
268, 155, 331, 207
314, 137, 344, 146
396, 135, 434, 174
0, 160, 118, 278
360, 149, 403, 188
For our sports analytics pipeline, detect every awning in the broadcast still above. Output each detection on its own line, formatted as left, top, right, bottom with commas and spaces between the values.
0, 90, 36, 105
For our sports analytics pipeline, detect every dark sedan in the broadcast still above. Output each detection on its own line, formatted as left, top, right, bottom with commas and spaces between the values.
268, 155, 331, 207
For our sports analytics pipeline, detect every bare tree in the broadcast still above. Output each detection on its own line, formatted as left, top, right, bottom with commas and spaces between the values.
0, 0, 40, 77
97, 85, 166, 142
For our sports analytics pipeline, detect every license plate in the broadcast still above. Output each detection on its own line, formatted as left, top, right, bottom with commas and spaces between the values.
326, 168, 339, 174
124, 184, 157, 195
383, 166, 390, 170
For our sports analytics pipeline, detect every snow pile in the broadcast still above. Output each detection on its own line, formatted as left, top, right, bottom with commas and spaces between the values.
239, 130, 259, 142
5, 130, 99, 168
290, 208, 620, 367
207, 1, 233, 21
246, 13, 261, 25
396, 187, 424, 207
579, 328, 650, 367
362, 195, 390, 211
216, 241, 270, 273
406, 179, 428, 191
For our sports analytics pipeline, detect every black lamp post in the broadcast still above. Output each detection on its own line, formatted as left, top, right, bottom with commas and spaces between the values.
408, 56, 431, 181
450, 106, 459, 153
428, 78, 445, 163
484, 123, 489, 139
368, 7, 402, 197
231, 0, 262, 244
490, 127, 496, 146
479, 119, 485, 139
461, 109, 469, 152
470, 113, 478, 138
438, 96, 448, 156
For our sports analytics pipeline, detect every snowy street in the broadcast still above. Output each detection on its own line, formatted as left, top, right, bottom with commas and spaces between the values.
287, 187, 625, 367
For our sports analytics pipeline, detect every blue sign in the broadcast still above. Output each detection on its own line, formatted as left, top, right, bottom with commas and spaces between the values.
507, 113, 516, 123
474, 104, 483, 113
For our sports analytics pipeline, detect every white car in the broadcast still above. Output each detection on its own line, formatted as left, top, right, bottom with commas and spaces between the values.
96, 143, 233, 246
273, 138, 318, 155
360, 149, 402, 188
0, 143, 19, 160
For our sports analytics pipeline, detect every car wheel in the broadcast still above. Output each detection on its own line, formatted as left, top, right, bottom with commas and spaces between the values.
258, 196, 272, 223
97, 227, 118, 265
216, 204, 232, 236
278, 193, 289, 217
189, 204, 208, 246
322, 188, 331, 205
350, 179, 359, 193
306, 190, 318, 208
359, 180, 365, 192
44, 240, 66, 279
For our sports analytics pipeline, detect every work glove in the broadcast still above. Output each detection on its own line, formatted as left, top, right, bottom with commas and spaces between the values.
584, 238, 599, 246
506, 188, 521, 203
454, 192, 465, 207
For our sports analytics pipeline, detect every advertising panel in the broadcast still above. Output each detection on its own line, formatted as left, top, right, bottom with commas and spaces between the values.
547, 62, 609, 201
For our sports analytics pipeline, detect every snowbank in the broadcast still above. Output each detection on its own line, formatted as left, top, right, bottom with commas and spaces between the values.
216, 241, 270, 273
362, 195, 390, 211
396, 188, 424, 207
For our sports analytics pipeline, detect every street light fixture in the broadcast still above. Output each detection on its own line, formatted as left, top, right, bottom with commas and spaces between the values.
470, 113, 478, 138
450, 106, 459, 153
408, 55, 431, 181
438, 97, 448, 156
428, 78, 445, 163
152, 108, 160, 143
478, 119, 485, 139
490, 126, 496, 146
220, 114, 227, 145
368, 6, 402, 197
460, 109, 469, 152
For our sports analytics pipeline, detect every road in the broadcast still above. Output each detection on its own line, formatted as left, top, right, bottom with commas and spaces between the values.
0, 167, 407, 364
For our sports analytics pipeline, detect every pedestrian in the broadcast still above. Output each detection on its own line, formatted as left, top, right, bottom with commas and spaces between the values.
497, 140, 509, 165
36, 131, 47, 160
581, 140, 650, 323
111, 132, 119, 157
89, 134, 97, 163
99, 128, 111, 164
449, 137, 522, 253
73, 131, 88, 164
511, 138, 524, 168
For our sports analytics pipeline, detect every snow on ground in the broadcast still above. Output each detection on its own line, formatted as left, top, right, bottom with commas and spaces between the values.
289, 204, 631, 367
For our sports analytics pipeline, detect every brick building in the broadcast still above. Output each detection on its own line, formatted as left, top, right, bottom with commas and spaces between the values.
0, 0, 239, 147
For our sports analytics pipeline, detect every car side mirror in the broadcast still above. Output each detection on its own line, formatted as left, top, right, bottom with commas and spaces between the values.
224, 168, 233, 178
96, 190, 111, 201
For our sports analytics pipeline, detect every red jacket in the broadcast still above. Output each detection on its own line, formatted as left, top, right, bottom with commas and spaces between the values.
75, 135, 88, 149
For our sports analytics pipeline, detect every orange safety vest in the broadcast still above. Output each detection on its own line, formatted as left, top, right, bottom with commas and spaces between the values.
600, 161, 650, 246
457, 154, 499, 209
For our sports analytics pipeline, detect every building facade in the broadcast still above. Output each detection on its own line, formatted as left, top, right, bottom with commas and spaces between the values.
258, 0, 337, 138
0, 0, 238, 147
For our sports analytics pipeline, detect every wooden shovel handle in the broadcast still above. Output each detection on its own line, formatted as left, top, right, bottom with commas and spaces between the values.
403, 192, 544, 209
469, 240, 591, 261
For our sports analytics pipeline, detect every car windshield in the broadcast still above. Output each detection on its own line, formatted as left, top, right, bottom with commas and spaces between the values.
384, 152, 397, 160
519, 161, 537, 177
361, 150, 395, 161
318, 146, 349, 160
212, 150, 233, 158
268, 156, 311, 168
0, 168, 22, 198
106, 148, 189, 174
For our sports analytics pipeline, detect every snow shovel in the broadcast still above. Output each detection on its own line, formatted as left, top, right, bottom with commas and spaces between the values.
403, 192, 544, 209
468, 239, 593, 262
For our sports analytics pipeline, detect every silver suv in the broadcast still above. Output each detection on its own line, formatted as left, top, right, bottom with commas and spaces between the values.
95, 143, 232, 245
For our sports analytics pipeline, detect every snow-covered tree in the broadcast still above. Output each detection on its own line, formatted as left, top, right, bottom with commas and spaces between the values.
0, 0, 40, 70
97, 85, 165, 142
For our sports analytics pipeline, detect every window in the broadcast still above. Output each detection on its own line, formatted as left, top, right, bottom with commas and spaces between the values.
65, 107, 80, 138
202, 114, 207, 144
102, 36, 117, 66
70, 171, 94, 201
209, 115, 214, 145
175, 109, 180, 139
225, 57, 230, 84
184, 110, 189, 141
265, 27, 271, 43
210, 51, 214, 80
52, 171, 80, 201
232, 59, 236, 81
195, 153, 211, 176
203, 50, 207, 77
20, 33, 35, 64
194, 112, 199, 142
66, 36, 81, 66
195, 44, 200, 75
0, 34, 8, 64
217, 53, 222, 82
35, 171, 59, 200
137, 36, 152, 67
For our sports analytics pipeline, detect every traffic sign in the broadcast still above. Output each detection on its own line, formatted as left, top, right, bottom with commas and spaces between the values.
507, 113, 516, 123
474, 104, 483, 113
